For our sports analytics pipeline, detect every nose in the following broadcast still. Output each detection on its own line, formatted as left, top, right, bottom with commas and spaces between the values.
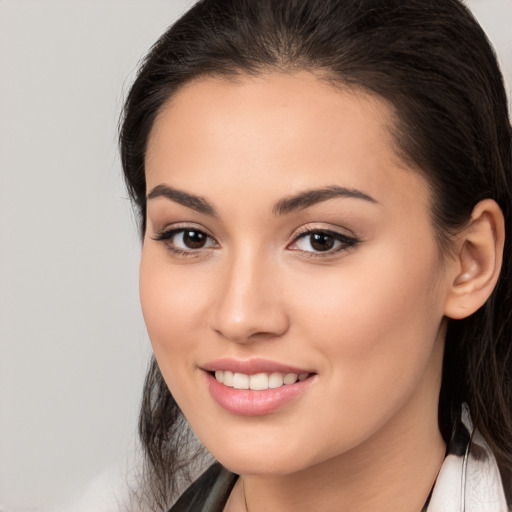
209, 249, 290, 344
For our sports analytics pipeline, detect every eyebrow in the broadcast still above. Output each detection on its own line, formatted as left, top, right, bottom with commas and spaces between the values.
146, 183, 377, 217
147, 184, 218, 216
272, 185, 378, 215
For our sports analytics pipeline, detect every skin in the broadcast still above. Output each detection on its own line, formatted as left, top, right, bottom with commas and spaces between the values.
140, 71, 495, 511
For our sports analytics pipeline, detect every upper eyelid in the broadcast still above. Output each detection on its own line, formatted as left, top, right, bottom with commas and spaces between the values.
152, 223, 217, 239
291, 224, 359, 240
289, 230, 359, 246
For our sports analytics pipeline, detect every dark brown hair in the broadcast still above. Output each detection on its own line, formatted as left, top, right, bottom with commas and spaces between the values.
119, 0, 512, 508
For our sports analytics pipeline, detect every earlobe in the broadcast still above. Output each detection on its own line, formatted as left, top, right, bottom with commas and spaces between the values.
444, 199, 505, 320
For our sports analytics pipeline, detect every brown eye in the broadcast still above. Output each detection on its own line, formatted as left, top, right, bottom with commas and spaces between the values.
182, 230, 207, 249
309, 233, 335, 251
152, 227, 217, 253
289, 229, 359, 255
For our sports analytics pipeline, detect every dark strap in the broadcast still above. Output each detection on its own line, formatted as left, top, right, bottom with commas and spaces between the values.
168, 463, 237, 512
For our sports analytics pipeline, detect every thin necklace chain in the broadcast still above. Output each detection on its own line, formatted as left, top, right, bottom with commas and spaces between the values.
242, 478, 249, 512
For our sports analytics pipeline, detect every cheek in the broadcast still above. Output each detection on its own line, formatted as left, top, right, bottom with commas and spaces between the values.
293, 248, 441, 339
273, 250, 445, 459
138, 247, 210, 373
287, 242, 444, 397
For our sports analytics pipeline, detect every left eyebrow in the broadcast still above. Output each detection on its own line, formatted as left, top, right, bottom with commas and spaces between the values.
272, 185, 378, 216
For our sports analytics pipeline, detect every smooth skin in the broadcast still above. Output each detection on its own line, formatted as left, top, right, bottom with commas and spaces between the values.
140, 71, 504, 511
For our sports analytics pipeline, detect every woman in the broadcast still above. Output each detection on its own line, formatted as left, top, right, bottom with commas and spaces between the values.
120, 0, 512, 510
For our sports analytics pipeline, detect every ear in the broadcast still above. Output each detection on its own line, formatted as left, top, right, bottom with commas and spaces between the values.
444, 199, 505, 320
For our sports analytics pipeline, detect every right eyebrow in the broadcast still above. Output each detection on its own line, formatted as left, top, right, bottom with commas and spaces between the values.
146, 184, 218, 217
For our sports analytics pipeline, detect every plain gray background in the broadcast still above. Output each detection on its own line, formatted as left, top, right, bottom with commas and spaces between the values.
0, 1, 511, 510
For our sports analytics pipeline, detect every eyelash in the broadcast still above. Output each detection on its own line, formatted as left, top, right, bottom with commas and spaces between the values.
152, 227, 218, 258
289, 227, 360, 258
152, 226, 360, 259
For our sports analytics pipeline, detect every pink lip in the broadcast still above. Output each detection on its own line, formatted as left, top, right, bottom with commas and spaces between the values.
201, 358, 317, 416
202, 357, 313, 375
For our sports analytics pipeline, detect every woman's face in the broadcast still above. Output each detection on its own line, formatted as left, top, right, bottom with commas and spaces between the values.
141, 72, 450, 476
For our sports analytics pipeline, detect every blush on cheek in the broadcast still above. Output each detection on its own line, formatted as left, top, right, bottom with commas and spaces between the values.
140, 253, 202, 332
139, 278, 198, 403
303, 256, 441, 366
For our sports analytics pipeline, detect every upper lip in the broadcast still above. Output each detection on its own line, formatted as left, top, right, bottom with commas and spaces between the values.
201, 358, 314, 375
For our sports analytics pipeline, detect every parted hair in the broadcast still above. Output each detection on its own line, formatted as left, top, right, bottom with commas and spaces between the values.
119, 0, 512, 509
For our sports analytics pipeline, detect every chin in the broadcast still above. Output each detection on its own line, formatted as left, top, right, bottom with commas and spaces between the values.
199, 429, 327, 477
217, 452, 308, 477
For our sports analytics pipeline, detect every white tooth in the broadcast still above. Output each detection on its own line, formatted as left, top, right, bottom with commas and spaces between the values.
268, 372, 284, 388
223, 371, 234, 387
283, 373, 298, 385
215, 370, 224, 383
233, 372, 250, 389
298, 372, 309, 381
249, 373, 269, 390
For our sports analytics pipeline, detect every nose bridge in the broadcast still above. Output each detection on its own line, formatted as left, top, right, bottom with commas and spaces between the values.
211, 244, 288, 342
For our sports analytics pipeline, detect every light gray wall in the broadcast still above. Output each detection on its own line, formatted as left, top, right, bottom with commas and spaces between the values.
0, 1, 510, 510
0, 1, 193, 510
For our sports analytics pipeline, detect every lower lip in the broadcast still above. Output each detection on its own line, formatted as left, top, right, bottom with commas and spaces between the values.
205, 371, 315, 416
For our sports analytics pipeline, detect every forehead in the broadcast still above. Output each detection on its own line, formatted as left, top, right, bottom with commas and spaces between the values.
145, 71, 430, 217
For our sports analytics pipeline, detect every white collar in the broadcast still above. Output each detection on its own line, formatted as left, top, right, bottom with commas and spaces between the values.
427, 404, 508, 512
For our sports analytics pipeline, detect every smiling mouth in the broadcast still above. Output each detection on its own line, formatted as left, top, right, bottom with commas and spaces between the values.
204, 366, 317, 415
210, 370, 312, 390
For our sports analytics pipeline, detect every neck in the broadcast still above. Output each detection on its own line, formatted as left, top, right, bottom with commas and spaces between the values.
238, 407, 444, 512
